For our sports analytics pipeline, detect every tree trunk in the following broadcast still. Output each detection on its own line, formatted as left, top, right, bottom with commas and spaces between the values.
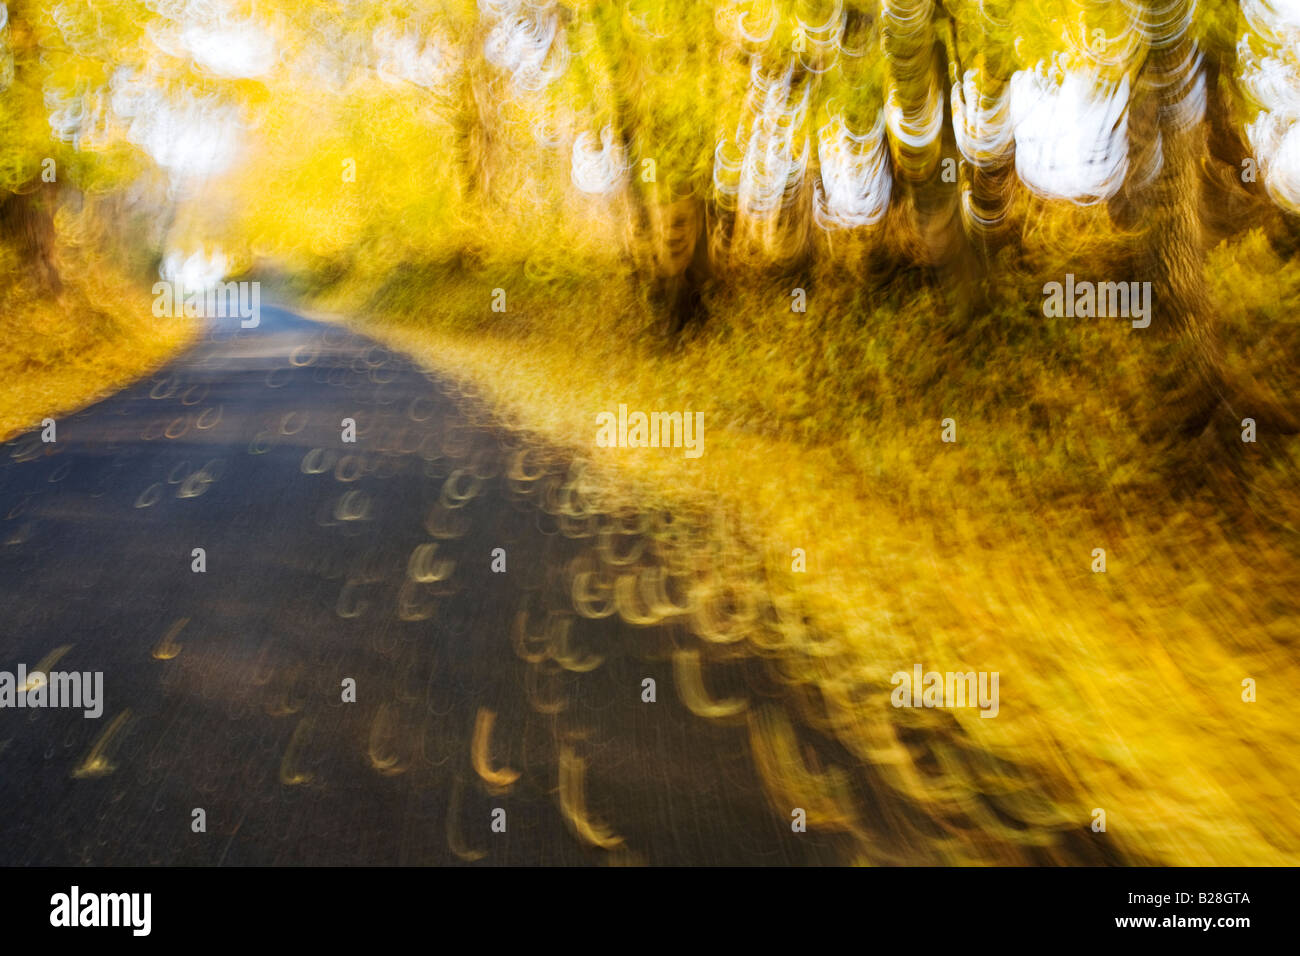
591, 7, 711, 337
1132, 1, 1297, 487
652, 197, 710, 337
0, 181, 61, 293
882, 2, 983, 329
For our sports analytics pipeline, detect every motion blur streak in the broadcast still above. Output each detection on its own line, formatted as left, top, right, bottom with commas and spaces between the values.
1, 0, 1299, 868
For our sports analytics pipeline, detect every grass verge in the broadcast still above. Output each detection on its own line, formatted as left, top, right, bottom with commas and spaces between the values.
309, 230, 1299, 865
0, 253, 196, 441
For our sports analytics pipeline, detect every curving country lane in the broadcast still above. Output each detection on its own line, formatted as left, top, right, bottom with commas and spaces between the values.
0, 306, 841, 866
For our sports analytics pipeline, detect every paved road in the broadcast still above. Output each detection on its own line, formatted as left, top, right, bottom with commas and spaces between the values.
0, 307, 842, 865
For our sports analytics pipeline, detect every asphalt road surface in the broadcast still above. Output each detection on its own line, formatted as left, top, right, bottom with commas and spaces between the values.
0, 306, 843, 865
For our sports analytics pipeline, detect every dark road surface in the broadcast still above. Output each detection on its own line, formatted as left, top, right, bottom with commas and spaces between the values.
0, 307, 842, 865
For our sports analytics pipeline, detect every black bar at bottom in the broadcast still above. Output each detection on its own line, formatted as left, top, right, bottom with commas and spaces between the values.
1, 866, 1276, 942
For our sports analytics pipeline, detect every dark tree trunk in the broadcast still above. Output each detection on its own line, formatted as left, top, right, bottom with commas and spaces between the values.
0, 181, 61, 293
1129, 3, 1298, 489
653, 197, 710, 337
1111, 1, 1296, 498
591, 8, 712, 338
